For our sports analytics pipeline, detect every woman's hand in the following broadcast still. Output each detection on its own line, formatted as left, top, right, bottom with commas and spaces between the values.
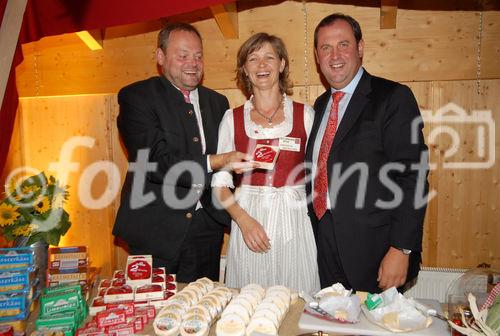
236, 213, 271, 253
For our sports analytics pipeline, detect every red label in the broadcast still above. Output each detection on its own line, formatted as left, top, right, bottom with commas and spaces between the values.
127, 260, 151, 280
253, 146, 277, 163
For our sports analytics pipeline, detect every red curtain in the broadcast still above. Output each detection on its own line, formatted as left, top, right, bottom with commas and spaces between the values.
0, 0, 231, 176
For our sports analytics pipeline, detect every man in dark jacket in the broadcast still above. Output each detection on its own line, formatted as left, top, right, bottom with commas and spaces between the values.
114, 23, 250, 282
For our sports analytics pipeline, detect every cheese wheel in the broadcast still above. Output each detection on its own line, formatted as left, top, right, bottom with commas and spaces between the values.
261, 296, 287, 316
159, 301, 186, 316
266, 285, 290, 296
196, 277, 214, 292
213, 286, 233, 302
169, 292, 192, 309
197, 297, 218, 320
235, 293, 259, 310
216, 313, 246, 336
230, 297, 254, 314
181, 287, 201, 304
203, 293, 223, 314
254, 301, 283, 321
251, 308, 280, 329
153, 311, 181, 336
186, 304, 212, 323
221, 302, 251, 325
180, 312, 209, 336
241, 284, 265, 297
245, 316, 278, 336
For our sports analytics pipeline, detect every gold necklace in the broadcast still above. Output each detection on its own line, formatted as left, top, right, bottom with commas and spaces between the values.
251, 96, 284, 126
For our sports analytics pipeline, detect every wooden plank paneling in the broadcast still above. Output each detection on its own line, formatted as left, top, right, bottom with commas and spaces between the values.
16, 95, 118, 276
6, 78, 500, 271
15, 2, 500, 96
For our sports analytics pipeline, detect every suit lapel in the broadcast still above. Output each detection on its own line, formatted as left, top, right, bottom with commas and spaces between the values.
306, 91, 330, 161
332, 71, 371, 149
198, 88, 217, 154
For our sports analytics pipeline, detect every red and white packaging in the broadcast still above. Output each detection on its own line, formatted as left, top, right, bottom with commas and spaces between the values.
106, 300, 135, 317
126, 255, 152, 287
153, 267, 166, 276
111, 278, 126, 287
96, 308, 127, 328
76, 327, 106, 336
128, 316, 144, 332
134, 284, 164, 301
151, 274, 166, 290
252, 144, 280, 170
99, 279, 112, 288
135, 305, 156, 321
104, 285, 134, 303
106, 321, 136, 335
165, 281, 178, 292
113, 270, 125, 279
149, 290, 176, 308
165, 273, 176, 282
89, 296, 106, 315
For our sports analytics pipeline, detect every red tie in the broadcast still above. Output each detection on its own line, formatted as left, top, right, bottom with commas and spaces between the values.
180, 89, 191, 103
313, 91, 345, 219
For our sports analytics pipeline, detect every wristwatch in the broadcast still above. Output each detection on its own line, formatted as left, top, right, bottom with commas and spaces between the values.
396, 247, 412, 255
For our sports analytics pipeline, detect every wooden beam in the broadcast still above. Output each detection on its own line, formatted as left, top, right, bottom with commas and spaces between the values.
210, 2, 238, 39
0, 0, 28, 107
76, 29, 104, 50
380, 0, 399, 29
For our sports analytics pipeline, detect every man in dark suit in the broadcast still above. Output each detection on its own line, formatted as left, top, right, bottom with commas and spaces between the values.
113, 23, 251, 283
306, 13, 429, 293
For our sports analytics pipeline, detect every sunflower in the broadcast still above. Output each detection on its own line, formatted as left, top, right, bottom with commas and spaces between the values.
34, 196, 51, 214
0, 203, 20, 227
21, 185, 41, 197
12, 224, 37, 237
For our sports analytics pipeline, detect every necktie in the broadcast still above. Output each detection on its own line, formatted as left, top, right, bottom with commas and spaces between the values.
180, 89, 191, 103
313, 91, 345, 219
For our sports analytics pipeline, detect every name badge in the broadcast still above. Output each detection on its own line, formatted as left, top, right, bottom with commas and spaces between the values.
278, 137, 301, 152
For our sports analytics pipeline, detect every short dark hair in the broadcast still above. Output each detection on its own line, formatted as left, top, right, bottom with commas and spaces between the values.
157, 23, 202, 51
236, 32, 292, 97
314, 13, 363, 49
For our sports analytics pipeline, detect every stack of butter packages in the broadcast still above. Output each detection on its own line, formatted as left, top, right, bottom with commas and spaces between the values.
0, 247, 39, 333
46, 246, 90, 293
78, 255, 177, 335
34, 284, 88, 335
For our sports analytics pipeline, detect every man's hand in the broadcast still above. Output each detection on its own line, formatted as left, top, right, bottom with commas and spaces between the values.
377, 246, 409, 290
236, 213, 271, 253
210, 151, 259, 173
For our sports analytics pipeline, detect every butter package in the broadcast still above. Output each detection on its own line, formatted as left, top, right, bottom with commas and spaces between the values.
252, 144, 280, 170
0, 293, 29, 321
48, 246, 88, 270
36, 312, 77, 335
46, 267, 88, 287
0, 267, 37, 294
0, 248, 33, 270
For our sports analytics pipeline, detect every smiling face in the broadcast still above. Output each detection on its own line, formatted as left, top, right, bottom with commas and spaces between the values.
315, 19, 364, 90
243, 42, 285, 92
156, 30, 204, 90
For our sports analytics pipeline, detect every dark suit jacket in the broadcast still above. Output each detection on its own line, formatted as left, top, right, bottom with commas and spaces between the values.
113, 76, 230, 262
306, 70, 428, 292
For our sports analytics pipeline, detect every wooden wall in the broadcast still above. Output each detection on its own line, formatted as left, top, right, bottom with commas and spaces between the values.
4, 1, 500, 275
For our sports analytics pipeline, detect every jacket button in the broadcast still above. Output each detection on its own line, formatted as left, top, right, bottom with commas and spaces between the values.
188, 110, 193, 115
193, 137, 199, 142
186, 212, 193, 219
